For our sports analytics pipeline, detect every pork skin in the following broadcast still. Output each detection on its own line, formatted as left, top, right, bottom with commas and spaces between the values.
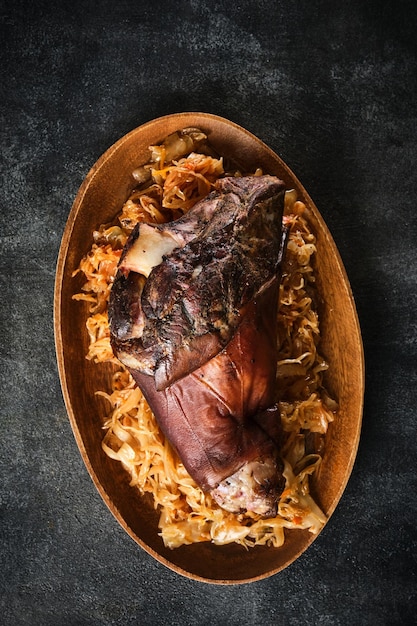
109, 175, 288, 516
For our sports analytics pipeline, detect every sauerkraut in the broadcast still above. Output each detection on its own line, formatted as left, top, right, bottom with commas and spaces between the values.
73, 129, 336, 549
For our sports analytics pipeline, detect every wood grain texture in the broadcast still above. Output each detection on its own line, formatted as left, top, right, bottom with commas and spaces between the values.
54, 113, 364, 584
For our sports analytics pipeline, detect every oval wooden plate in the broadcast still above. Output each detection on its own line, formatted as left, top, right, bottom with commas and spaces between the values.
54, 113, 364, 584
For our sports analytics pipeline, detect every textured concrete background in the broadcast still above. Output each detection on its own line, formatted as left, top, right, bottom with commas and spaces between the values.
1, 1, 416, 624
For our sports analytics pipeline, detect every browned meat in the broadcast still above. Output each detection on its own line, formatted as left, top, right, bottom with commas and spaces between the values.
109, 175, 288, 516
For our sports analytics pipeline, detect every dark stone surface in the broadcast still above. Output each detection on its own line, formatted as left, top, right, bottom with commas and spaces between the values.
1, 1, 416, 624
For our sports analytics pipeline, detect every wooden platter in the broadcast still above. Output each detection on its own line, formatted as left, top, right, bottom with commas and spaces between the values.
54, 113, 364, 584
